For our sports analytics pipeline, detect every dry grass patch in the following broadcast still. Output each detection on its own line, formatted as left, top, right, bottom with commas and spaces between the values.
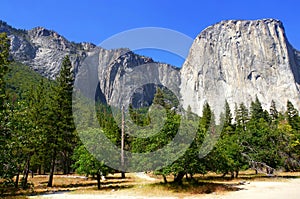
2, 170, 300, 198
1, 173, 136, 198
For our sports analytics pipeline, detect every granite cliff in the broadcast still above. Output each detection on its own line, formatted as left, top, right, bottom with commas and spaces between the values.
180, 19, 300, 117
0, 21, 95, 79
1, 19, 300, 117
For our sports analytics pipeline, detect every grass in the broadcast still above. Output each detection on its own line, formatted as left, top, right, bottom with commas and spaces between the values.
1, 170, 300, 198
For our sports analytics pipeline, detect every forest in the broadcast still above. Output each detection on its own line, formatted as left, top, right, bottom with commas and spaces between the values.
1, 31, 300, 194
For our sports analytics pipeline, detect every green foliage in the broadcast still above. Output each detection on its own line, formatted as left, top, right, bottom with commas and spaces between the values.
72, 141, 112, 189
95, 102, 121, 146
72, 145, 111, 177
45, 55, 77, 187
72, 128, 115, 189
5, 62, 47, 100
286, 100, 300, 130
0, 34, 52, 187
223, 100, 233, 130
270, 100, 279, 121
128, 104, 150, 126
153, 87, 165, 107
235, 102, 249, 130
155, 102, 213, 183
0, 32, 12, 181
0, 32, 10, 116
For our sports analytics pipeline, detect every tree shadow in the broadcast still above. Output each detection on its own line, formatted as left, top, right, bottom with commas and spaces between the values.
148, 180, 243, 195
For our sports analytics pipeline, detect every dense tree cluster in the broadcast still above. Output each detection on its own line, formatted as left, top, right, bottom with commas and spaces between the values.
0, 32, 77, 190
92, 88, 300, 184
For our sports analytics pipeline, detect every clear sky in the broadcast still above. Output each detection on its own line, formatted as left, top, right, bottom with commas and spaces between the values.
0, 0, 299, 67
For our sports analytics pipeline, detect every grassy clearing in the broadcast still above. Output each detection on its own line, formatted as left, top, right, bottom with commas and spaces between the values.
1, 170, 300, 198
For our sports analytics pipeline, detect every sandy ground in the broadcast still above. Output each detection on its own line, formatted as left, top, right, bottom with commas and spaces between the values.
199, 178, 300, 199
29, 178, 300, 199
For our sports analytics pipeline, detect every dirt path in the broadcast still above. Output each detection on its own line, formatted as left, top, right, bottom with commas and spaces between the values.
30, 193, 177, 199
29, 178, 300, 199
134, 172, 157, 181
198, 178, 300, 199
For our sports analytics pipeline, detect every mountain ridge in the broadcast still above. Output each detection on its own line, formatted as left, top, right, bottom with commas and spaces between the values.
1, 19, 300, 117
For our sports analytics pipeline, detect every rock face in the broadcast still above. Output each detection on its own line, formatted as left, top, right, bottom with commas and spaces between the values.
0, 21, 96, 79
1, 19, 300, 116
180, 19, 300, 118
76, 48, 181, 109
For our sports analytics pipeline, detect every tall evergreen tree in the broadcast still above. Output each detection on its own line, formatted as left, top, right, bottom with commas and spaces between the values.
0, 32, 12, 180
235, 103, 249, 130
0, 33, 10, 107
250, 97, 265, 120
270, 100, 279, 121
199, 102, 212, 130
47, 55, 76, 187
27, 79, 52, 175
153, 87, 165, 107
286, 100, 300, 130
223, 100, 233, 130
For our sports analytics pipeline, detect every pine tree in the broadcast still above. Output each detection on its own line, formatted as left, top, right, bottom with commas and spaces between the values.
153, 87, 165, 107
286, 100, 300, 130
224, 100, 233, 129
200, 102, 212, 131
47, 55, 76, 187
0, 32, 10, 132
250, 97, 264, 120
27, 79, 51, 175
235, 103, 249, 130
270, 100, 278, 121
0, 33, 10, 107
0, 32, 11, 180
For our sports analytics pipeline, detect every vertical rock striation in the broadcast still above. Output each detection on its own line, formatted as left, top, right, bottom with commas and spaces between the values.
180, 19, 300, 118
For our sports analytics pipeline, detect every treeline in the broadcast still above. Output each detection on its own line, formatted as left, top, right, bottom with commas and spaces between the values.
95, 88, 300, 184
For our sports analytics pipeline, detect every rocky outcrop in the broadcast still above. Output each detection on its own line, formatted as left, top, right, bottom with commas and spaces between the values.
76, 48, 181, 109
0, 20, 96, 78
180, 19, 300, 118
294, 49, 300, 72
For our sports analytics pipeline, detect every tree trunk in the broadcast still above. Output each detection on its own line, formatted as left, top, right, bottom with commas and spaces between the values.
15, 172, 19, 188
189, 173, 195, 182
222, 172, 227, 178
22, 157, 30, 188
62, 151, 70, 174
38, 165, 41, 175
96, 173, 101, 189
235, 170, 239, 178
230, 171, 234, 179
121, 171, 125, 179
185, 173, 189, 181
163, 175, 167, 183
47, 150, 56, 187
174, 172, 185, 184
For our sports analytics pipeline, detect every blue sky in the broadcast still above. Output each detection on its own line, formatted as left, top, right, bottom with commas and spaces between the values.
1, 0, 299, 67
